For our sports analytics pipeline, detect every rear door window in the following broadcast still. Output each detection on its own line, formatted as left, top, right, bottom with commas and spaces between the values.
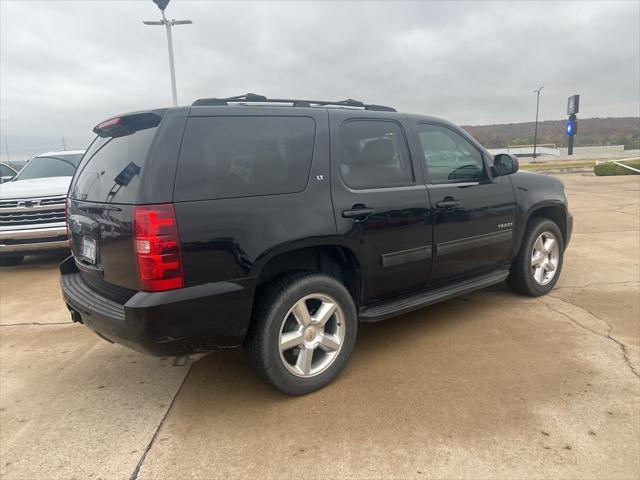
174, 116, 315, 201
339, 120, 414, 189
71, 127, 157, 203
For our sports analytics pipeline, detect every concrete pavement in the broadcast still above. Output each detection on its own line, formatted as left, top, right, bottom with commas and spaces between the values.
0, 174, 638, 479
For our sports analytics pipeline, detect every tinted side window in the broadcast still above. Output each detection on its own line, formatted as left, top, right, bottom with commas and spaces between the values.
71, 128, 156, 203
175, 116, 315, 201
339, 120, 413, 189
0, 164, 15, 176
417, 124, 485, 183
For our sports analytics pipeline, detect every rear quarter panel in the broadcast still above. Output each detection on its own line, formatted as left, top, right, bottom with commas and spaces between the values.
174, 108, 336, 287
134, 108, 189, 205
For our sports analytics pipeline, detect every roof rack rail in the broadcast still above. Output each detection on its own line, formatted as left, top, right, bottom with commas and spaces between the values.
191, 93, 396, 112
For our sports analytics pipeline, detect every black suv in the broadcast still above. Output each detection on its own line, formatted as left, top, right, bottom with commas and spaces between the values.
60, 94, 572, 395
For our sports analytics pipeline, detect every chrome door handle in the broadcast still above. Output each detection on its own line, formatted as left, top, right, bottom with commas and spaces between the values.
342, 207, 375, 219
435, 199, 460, 208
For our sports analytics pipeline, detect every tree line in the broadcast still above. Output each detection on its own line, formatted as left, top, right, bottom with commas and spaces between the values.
462, 117, 640, 150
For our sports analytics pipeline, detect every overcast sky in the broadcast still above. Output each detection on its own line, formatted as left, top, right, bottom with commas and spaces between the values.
1, 0, 639, 161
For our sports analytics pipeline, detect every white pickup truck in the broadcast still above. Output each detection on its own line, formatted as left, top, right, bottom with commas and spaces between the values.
0, 150, 85, 266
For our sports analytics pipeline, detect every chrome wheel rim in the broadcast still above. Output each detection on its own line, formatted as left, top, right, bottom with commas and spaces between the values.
278, 293, 345, 378
531, 231, 560, 285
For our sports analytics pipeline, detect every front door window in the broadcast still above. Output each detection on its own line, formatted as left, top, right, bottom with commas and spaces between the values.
417, 124, 485, 184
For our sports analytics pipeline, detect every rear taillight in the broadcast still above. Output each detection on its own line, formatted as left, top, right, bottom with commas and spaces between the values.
134, 204, 183, 292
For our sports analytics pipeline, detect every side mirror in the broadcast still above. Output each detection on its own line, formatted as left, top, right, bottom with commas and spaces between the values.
1, 174, 15, 183
492, 153, 519, 176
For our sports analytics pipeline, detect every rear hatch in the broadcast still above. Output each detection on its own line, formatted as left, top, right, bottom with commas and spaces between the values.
67, 111, 166, 298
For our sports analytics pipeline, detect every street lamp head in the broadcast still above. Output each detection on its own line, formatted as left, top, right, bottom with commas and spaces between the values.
152, 0, 170, 11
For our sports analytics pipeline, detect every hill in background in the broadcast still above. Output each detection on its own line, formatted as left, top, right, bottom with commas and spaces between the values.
462, 117, 639, 150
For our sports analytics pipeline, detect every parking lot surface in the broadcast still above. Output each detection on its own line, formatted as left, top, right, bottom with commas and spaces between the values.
1, 174, 638, 480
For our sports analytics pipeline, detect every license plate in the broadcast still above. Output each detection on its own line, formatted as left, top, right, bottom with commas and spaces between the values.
81, 237, 97, 264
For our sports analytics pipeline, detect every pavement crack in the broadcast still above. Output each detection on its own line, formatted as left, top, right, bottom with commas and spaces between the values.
611, 204, 640, 218
542, 295, 639, 379
554, 280, 640, 290
0, 321, 73, 326
572, 229, 639, 234
129, 362, 193, 480
613, 210, 640, 219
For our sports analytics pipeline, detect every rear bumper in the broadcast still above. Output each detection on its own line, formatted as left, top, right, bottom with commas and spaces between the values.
0, 224, 69, 254
59, 256, 254, 357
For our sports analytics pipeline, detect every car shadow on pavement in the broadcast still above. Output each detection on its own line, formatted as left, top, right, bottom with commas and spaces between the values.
188, 292, 500, 397
2, 251, 70, 269
184, 286, 587, 409
138, 285, 611, 480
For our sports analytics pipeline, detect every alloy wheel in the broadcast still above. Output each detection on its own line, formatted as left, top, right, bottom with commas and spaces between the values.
278, 293, 345, 378
530, 231, 560, 285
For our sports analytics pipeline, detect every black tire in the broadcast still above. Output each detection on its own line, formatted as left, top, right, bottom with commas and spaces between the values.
0, 255, 24, 267
507, 218, 564, 296
243, 272, 358, 395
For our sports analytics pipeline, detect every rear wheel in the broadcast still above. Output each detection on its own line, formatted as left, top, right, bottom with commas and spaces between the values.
0, 255, 24, 267
508, 218, 564, 296
243, 272, 357, 395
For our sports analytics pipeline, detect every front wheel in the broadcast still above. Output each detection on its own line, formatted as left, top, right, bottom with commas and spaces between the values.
508, 218, 564, 296
243, 273, 357, 395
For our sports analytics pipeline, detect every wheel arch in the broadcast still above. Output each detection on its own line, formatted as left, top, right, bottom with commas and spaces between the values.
527, 204, 568, 244
251, 244, 363, 306
515, 202, 569, 257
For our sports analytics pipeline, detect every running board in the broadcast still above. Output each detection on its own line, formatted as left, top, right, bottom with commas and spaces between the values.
358, 269, 510, 322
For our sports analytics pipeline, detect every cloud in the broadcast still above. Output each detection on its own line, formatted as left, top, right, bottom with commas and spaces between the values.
1, 0, 638, 161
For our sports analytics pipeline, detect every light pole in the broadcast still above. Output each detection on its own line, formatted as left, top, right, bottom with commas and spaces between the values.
533, 86, 544, 159
143, 0, 192, 106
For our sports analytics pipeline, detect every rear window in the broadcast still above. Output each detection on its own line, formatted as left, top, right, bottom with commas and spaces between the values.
71, 127, 157, 203
174, 116, 315, 201
15, 154, 83, 181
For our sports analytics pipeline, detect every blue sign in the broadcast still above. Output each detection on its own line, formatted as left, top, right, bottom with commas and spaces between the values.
566, 119, 574, 136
